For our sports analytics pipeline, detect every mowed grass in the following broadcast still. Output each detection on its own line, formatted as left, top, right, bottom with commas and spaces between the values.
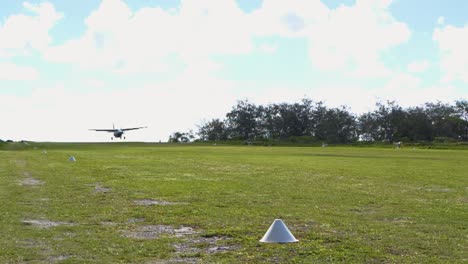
0, 143, 467, 263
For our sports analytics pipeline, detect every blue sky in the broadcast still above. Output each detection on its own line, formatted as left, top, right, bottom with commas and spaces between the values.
1, 0, 467, 141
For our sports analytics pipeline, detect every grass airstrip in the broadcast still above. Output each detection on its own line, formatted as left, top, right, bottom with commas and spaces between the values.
0, 143, 467, 263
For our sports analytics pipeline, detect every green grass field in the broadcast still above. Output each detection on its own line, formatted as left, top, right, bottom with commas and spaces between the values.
1, 143, 467, 263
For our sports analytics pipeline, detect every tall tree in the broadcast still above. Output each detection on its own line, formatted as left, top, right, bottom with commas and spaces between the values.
315, 106, 357, 143
402, 107, 433, 142
372, 101, 406, 142
424, 101, 457, 139
198, 119, 228, 141
455, 100, 468, 140
225, 100, 260, 140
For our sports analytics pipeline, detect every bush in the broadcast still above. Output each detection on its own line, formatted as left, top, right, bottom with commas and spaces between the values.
287, 136, 318, 144
434, 137, 457, 143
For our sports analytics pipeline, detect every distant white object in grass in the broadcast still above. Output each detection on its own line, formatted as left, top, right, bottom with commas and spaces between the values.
260, 219, 298, 243
42, 150, 47, 154
322, 143, 328, 147
69, 156, 76, 162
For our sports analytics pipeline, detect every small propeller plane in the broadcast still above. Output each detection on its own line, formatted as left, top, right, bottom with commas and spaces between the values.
89, 124, 147, 140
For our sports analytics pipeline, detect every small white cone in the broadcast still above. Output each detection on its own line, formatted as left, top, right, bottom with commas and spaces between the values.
260, 219, 298, 243
69, 156, 76, 162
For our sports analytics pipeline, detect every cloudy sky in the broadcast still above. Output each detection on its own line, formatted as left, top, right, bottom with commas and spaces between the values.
1, 0, 467, 142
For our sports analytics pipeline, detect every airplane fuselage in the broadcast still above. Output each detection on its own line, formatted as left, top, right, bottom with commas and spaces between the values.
90, 125, 146, 140
113, 130, 124, 138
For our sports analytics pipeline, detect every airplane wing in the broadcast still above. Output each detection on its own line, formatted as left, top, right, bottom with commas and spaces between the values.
122, 126, 147, 131
89, 129, 117, 132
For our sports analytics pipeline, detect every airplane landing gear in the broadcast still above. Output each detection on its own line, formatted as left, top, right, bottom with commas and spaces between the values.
124, 136, 126, 139
111, 137, 113, 140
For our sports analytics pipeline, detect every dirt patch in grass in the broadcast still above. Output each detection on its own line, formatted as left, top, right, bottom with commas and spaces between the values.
381, 217, 414, 224
420, 186, 453, 193
94, 183, 111, 194
174, 236, 238, 255
20, 178, 44, 186
22, 219, 75, 229
48, 255, 71, 263
153, 236, 238, 264
148, 257, 200, 264
134, 199, 181, 206
206, 245, 237, 254
456, 196, 468, 204
101, 221, 118, 227
386, 246, 409, 257
128, 218, 145, 223
122, 225, 197, 240
349, 207, 377, 215
173, 243, 200, 254
174, 226, 197, 237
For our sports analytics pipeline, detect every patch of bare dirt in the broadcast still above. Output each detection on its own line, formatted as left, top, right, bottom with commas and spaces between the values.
456, 196, 468, 204
123, 225, 177, 239
20, 178, 44, 186
174, 236, 239, 255
189, 236, 231, 244
174, 226, 197, 237
147, 257, 200, 264
128, 218, 145, 223
22, 219, 75, 229
134, 199, 180, 206
123, 225, 198, 240
381, 217, 414, 224
350, 207, 377, 215
48, 255, 71, 263
207, 246, 236, 254
173, 243, 200, 254
419, 186, 452, 193
101, 221, 118, 227
94, 183, 111, 193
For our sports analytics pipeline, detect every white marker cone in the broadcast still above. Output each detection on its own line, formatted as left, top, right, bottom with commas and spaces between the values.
69, 156, 76, 162
260, 219, 298, 243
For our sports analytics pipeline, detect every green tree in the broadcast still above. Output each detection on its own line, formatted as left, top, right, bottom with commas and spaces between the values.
198, 119, 228, 141
455, 100, 468, 140
225, 100, 260, 140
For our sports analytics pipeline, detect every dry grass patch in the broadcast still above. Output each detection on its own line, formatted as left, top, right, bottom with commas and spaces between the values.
134, 199, 181, 206
22, 219, 76, 229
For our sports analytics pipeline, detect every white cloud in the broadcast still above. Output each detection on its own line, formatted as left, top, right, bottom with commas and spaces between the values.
307, 0, 410, 77
437, 16, 445, 25
379, 73, 459, 108
0, 62, 39, 80
85, 79, 106, 88
258, 43, 278, 53
43, 0, 409, 79
407, 60, 430, 73
240, 82, 382, 114
249, 0, 329, 37
45, 0, 253, 73
0, 2, 62, 58
246, 0, 410, 77
243, 73, 462, 114
433, 24, 468, 83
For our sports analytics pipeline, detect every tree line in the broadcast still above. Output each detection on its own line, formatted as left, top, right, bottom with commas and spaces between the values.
169, 99, 468, 144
